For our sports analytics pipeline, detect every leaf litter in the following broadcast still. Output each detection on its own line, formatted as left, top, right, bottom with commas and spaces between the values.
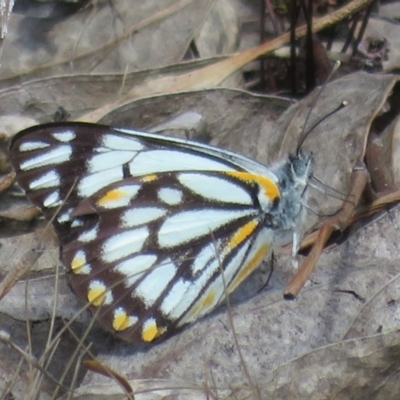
1, 0, 400, 399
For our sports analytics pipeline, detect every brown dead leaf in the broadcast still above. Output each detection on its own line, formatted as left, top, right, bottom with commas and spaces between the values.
0, 0, 228, 81
380, 110, 400, 188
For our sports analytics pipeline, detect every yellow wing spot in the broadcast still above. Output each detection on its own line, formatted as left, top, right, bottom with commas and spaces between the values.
87, 282, 107, 307
201, 291, 216, 309
113, 308, 138, 331
185, 290, 217, 323
228, 220, 258, 249
141, 174, 157, 182
227, 243, 270, 294
71, 251, 87, 274
226, 172, 280, 200
141, 318, 165, 342
97, 188, 127, 207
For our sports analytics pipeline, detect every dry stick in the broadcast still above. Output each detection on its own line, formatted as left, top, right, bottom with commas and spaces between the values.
294, 187, 400, 252
81, 0, 373, 123
83, 360, 135, 399
365, 131, 397, 195
284, 162, 369, 298
351, 189, 400, 221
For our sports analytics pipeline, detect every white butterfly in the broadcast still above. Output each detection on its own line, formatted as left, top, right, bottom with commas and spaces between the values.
10, 122, 312, 343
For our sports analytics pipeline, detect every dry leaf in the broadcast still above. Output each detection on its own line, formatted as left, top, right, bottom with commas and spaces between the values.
0, 0, 233, 80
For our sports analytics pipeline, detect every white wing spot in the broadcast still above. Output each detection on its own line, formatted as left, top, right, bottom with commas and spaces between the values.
134, 258, 177, 307
43, 191, 61, 208
101, 226, 149, 263
158, 187, 183, 205
158, 209, 252, 248
160, 278, 191, 316
168, 252, 221, 321
57, 209, 71, 224
78, 168, 124, 198
19, 141, 49, 152
191, 241, 219, 274
87, 151, 138, 174
29, 170, 60, 190
52, 130, 76, 142
121, 207, 166, 227
102, 134, 144, 151
20, 145, 72, 171
178, 173, 253, 205
71, 219, 84, 228
78, 225, 99, 243
128, 150, 232, 177
114, 254, 157, 287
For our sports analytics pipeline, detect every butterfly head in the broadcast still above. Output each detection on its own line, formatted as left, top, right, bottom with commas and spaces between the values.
269, 151, 314, 249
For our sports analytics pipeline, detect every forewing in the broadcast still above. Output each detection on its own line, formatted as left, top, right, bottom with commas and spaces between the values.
10, 122, 242, 242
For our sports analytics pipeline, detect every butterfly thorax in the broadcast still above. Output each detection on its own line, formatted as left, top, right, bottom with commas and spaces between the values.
267, 152, 313, 245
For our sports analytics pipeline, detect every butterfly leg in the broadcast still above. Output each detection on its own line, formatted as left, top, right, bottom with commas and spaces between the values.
284, 161, 369, 298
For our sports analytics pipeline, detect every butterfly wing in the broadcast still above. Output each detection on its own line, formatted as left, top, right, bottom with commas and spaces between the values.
10, 122, 279, 342
10, 123, 243, 238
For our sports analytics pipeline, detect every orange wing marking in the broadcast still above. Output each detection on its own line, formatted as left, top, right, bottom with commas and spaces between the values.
226, 172, 279, 200
97, 188, 127, 207
227, 220, 258, 249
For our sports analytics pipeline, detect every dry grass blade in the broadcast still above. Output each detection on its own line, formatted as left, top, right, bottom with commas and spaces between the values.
0, 238, 44, 301
214, 237, 261, 400
0, 331, 68, 393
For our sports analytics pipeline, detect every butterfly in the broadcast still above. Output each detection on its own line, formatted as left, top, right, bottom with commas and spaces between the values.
9, 122, 313, 343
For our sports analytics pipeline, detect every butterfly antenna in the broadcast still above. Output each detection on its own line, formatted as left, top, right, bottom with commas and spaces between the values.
296, 60, 343, 155
297, 101, 348, 154
309, 175, 357, 207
